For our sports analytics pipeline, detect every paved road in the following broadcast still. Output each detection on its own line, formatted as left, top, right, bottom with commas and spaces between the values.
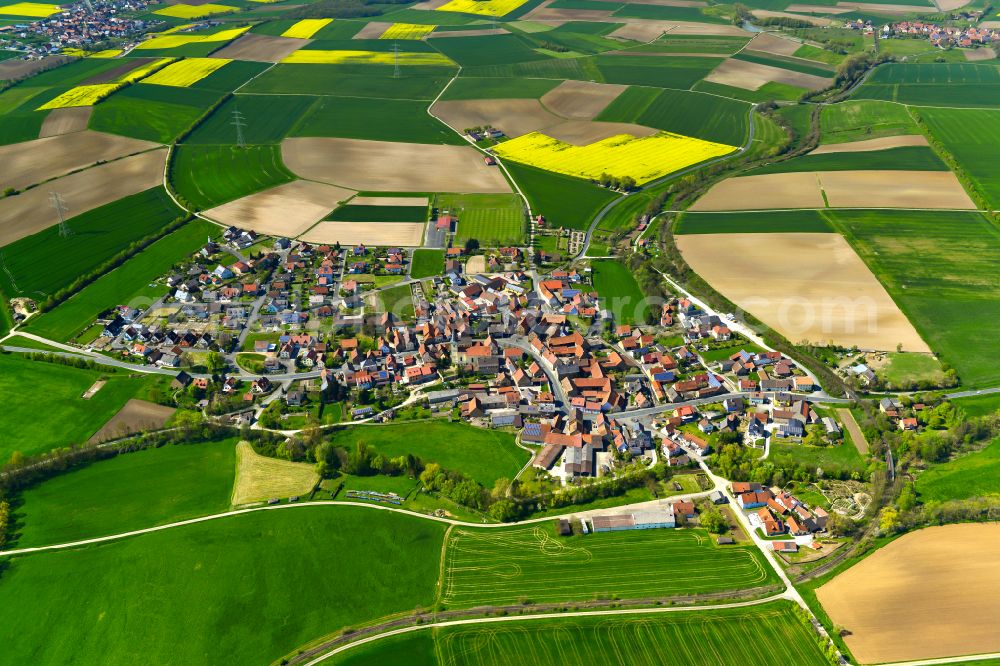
497, 336, 570, 406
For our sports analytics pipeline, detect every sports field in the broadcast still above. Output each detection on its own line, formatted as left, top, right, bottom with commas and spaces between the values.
438, 193, 526, 246
325, 421, 527, 487
14, 438, 237, 548
591, 259, 648, 325
441, 525, 776, 606
0, 507, 446, 664
170, 144, 295, 210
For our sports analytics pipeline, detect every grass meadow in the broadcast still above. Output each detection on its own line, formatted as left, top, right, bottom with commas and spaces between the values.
291, 95, 462, 144
13, 438, 238, 548
826, 209, 1000, 388
675, 210, 833, 235
919, 107, 1000, 209
25, 219, 216, 341
0, 187, 183, 298
819, 100, 919, 144
326, 421, 527, 486
441, 525, 777, 607
877, 352, 946, 386
410, 249, 444, 279
331, 601, 826, 665
916, 437, 1000, 503
591, 259, 648, 325
171, 144, 294, 210
438, 193, 526, 246
0, 507, 445, 664
504, 162, 617, 231
90, 83, 221, 143
0, 354, 164, 462
952, 393, 1000, 418
596, 86, 749, 146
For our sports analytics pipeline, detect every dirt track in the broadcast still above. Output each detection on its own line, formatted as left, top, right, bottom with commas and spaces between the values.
87, 399, 175, 444
204, 179, 354, 237
817, 523, 1000, 664
836, 408, 868, 454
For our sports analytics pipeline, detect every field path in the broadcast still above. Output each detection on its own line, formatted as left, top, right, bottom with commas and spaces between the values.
838, 407, 869, 454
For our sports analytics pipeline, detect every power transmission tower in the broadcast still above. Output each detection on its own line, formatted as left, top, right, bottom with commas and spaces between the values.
392, 42, 401, 79
231, 107, 247, 148
50, 192, 72, 237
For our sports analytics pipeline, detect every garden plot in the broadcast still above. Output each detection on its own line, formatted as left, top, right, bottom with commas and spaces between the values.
0, 149, 166, 248
818, 523, 1000, 664
0, 130, 160, 191
809, 134, 928, 154
540, 80, 627, 120
431, 98, 562, 138
38, 106, 92, 137
281, 137, 511, 193
745, 31, 801, 57
203, 179, 354, 237
210, 33, 310, 62
819, 170, 975, 209
676, 232, 930, 351
705, 58, 829, 91
300, 221, 425, 246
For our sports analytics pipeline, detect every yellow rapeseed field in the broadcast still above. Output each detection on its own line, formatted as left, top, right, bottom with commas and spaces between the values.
281, 49, 455, 65
435, 0, 528, 17
87, 49, 123, 58
153, 3, 236, 19
380, 23, 436, 40
118, 57, 175, 83
0, 2, 61, 17
37, 83, 121, 110
493, 131, 738, 185
140, 57, 230, 87
134, 26, 249, 50
281, 18, 332, 39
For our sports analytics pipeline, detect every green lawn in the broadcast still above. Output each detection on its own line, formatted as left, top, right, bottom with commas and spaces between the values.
0, 187, 183, 299
591, 259, 648, 325
441, 524, 778, 607
506, 161, 617, 231
915, 437, 1000, 503
0, 354, 163, 463
331, 601, 826, 665
13, 439, 238, 548
0, 507, 445, 665
819, 99, 920, 144
24, 219, 216, 342
377, 283, 415, 320
326, 421, 528, 487
438, 193, 526, 246
170, 144, 294, 210
291, 95, 462, 144
770, 440, 868, 477
919, 107, 1000, 209
410, 248, 444, 279
877, 352, 946, 387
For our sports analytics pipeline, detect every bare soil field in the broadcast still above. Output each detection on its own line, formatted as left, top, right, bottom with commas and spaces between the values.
818, 170, 976, 209
837, 408, 868, 454
352, 21, 391, 39
0, 148, 166, 247
432, 99, 562, 138
810, 134, 928, 154
411, 0, 449, 8
282, 137, 512, 193
301, 221, 425, 246
211, 33, 311, 62
428, 28, 508, 38
705, 58, 829, 91
751, 10, 833, 26
465, 255, 486, 273
0, 55, 73, 81
203, 179, 354, 237
0, 131, 161, 192
980, 21, 1000, 29
818, 523, 1000, 664
232, 440, 319, 505
676, 232, 930, 351
38, 106, 93, 138
350, 196, 430, 206
609, 21, 674, 41
545, 119, 657, 144
83, 58, 157, 84
87, 398, 176, 444
746, 32, 802, 57
964, 46, 996, 61
785, 3, 851, 12
690, 172, 825, 210
540, 80, 627, 120
668, 22, 750, 35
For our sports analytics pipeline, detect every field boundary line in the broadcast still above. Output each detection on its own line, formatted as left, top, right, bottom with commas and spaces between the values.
436, 524, 453, 604
881, 652, 1000, 666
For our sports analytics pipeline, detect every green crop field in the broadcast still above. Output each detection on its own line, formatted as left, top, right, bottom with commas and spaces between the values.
184, 94, 317, 145
437, 193, 525, 246
291, 95, 462, 144
675, 211, 833, 236
462, 56, 590, 79
855, 63, 1000, 106
439, 76, 560, 100
241, 64, 453, 98
410, 248, 444, 279
825, 209, 1000, 388
170, 144, 294, 210
90, 83, 221, 143
326, 421, 527, 486
612, 2, 725, 23
596, 86, 749, 145
734, 52, 833, 78
0, 507, 445, 664
916, 436, 1000, 503
441, 524, 777, 607
24, 220, 217, 342
819, 100, 920, 144
14, 438, 238, 548
188, 60, 269, 92
591, 259, 648, 325
431, 34, 548, 67
595, 54, 721, 88
747, 145, 946, 175
919, 107, 1000, 209
623, 34, 750, 55
328, 204, 428, 222
505, 162, 617, 231
0, 354, 164, 463
0, 188, 183, 299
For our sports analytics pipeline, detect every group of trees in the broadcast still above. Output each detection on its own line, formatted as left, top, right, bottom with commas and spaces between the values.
596, 173, 638, 192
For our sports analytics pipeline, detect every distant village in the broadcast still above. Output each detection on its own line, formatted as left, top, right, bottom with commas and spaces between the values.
0, 0, 156, 59
844, 17, 999, 50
